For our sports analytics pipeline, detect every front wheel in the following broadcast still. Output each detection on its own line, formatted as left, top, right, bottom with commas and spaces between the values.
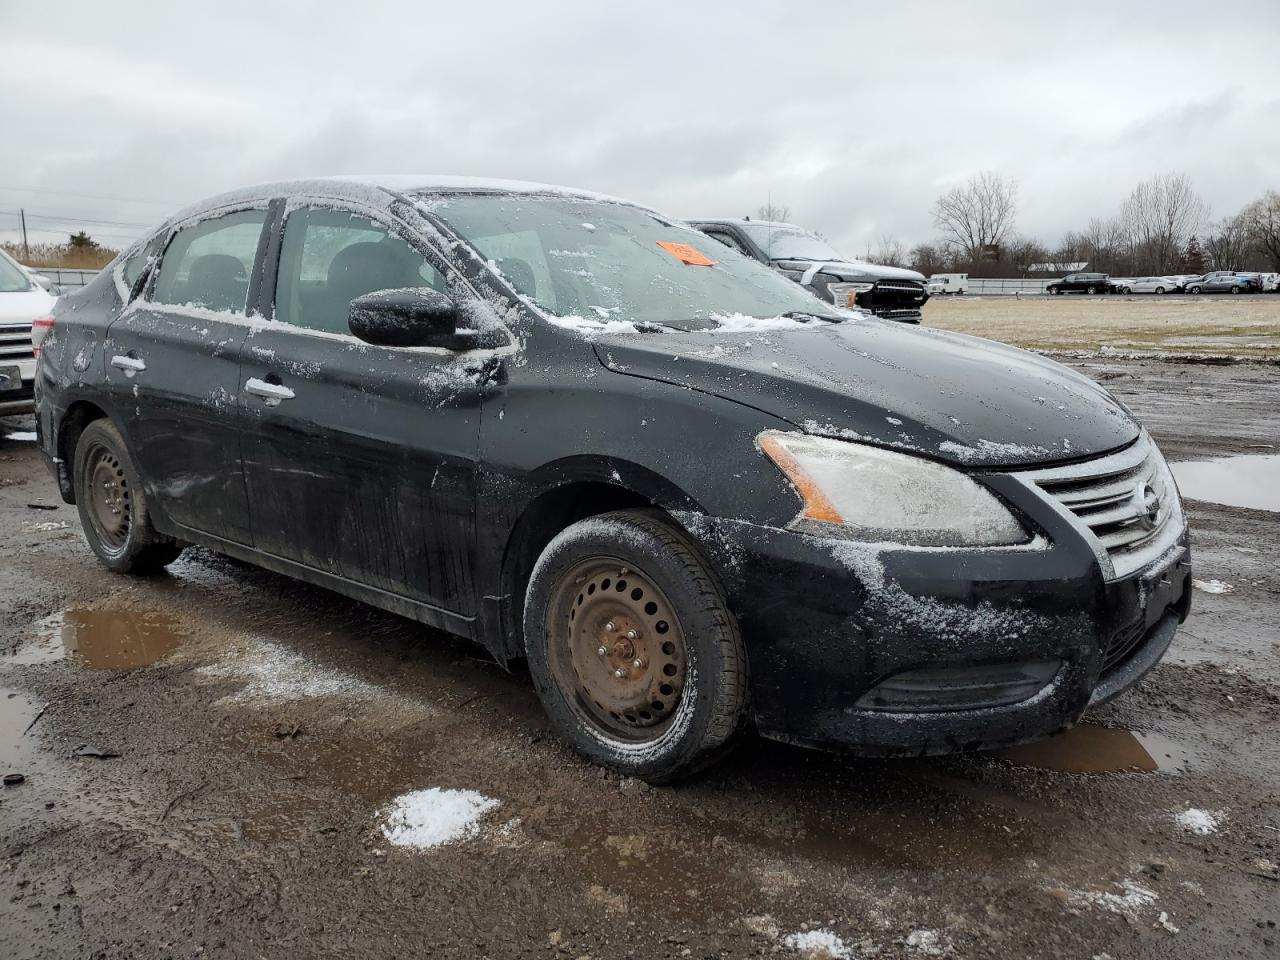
524, 510, 748, 783
1189, 286, 1202, 295
73, 419, 183, 574
1087, 285, 1098, 295
1050, 287, 1061, 295
1155, 287, 1165, 295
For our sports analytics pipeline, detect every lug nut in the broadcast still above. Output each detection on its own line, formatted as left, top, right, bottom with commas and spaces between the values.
614, 667, 628, 679
626, 629, 638, 640
605, 621, 616, 632
597, 645, 608, 656
631, 658, 645, 669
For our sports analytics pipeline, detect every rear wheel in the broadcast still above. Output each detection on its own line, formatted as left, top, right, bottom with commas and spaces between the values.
1230, 286, 1240, 294
1155, 286, 1165, 295
1087, 285, 1098, 295
524, 510, 748, 783
73, 419, 183, 574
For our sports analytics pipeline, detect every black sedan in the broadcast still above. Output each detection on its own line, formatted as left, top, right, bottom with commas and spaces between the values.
31, 176, 1191, 782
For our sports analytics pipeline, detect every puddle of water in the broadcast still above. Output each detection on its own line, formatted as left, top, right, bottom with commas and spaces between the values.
1171, 454, 1280, 512
7, 608, 184, 669
1, 688, 41, 777
1000, 724, 1198, 774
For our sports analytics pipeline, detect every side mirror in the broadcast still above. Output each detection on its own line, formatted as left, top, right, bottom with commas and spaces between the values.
349, 287, 459, 347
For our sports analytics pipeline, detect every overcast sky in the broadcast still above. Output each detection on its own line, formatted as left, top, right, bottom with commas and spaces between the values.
3, 0, 1279, 256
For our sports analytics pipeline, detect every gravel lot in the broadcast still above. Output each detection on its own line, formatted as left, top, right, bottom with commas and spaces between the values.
1, 348, 1278, 959
926, 295, 1280, 360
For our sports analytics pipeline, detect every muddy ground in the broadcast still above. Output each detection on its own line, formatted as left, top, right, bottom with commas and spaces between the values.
2, 356, 1279, 960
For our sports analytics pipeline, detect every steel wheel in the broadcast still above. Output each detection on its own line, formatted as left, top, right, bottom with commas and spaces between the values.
84, 441, 131, 556
547, 557, 688, 741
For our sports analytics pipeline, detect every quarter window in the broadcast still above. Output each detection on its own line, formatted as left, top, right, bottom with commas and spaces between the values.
274, 206, 443, 335
152, 209, 268, 314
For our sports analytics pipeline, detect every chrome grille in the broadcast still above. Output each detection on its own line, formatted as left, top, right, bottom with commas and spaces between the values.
1015, 434, 1184, 580
0, 323, 33, 361
873, 281, 926, 298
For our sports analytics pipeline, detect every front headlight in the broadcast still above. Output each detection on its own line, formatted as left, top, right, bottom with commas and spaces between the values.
758, 431, 1029, 547
826, 281, 875, 308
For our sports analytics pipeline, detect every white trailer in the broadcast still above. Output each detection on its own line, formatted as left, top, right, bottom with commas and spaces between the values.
927, 273, 969, 295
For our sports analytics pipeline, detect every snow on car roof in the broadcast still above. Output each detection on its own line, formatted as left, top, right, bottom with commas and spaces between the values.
160, 175, 651, 234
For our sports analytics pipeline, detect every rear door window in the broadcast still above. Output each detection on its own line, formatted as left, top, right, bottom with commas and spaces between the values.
152, 210, 269, 314
274, 206, 444, 335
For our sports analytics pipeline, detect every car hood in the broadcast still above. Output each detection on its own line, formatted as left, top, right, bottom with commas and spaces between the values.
591, 318, 1139, 468
775, 258, 926, 283
0, 287, 56, 324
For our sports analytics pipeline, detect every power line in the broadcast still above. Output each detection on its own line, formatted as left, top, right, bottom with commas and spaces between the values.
0, 183, 183, 206
0, 209, 153, 229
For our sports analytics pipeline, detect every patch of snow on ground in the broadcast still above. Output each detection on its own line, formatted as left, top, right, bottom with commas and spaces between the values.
782, 929, 854, 959
378, 787, 499, 849
1068, 878, 1158, 919
1175, 807, 1222, 835
1192, 578, 1234, 595
197, 638, 377, 704
6, 431, 37, 441
904, 929, 947, 955
22, 520, 68, 532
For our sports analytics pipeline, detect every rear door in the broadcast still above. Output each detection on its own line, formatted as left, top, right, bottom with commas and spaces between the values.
104, 205, 275, 544
238, 202, 488, 619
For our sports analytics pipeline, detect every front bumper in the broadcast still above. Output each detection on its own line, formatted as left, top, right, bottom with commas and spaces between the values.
683, 511, 1190, 758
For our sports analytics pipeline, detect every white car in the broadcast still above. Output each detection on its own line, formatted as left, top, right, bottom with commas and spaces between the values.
1125, 276, 1181, 295
0, 248, 57, 416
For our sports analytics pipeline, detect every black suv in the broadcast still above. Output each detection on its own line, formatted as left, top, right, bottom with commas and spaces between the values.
689, 218, 929, 322
31, 177, 1190, 782
1046, 272, 1111, 295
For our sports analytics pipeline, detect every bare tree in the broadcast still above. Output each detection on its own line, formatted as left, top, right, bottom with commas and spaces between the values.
1117, 173, 1209, 274
1240, 190, 1280, 271
931, 171, 1017, 264
1204, 213, 1253, 271
756, 202, 791, 222
873, 234, 907, 267
908, 242, 950, 276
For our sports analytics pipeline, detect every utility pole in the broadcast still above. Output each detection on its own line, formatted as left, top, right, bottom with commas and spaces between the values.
19, 209, 29, 261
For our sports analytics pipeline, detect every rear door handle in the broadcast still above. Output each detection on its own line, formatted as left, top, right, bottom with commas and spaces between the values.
244, 377, 295, 406
110, 354, 146, 377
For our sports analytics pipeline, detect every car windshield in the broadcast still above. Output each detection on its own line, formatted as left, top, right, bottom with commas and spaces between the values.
0, 255, 32, 293
736, 223, 845, 262
424, 196, 846, 330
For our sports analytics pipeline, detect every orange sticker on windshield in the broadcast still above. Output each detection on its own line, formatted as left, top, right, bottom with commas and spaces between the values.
657, 241, 716, 266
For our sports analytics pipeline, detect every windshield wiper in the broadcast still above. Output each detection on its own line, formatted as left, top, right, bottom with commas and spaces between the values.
782, 311, 843, 324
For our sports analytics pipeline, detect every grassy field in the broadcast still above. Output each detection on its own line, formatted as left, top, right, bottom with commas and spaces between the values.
924, 294, 1280, 360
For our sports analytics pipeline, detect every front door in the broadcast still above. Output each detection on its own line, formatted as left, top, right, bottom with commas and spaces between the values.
238, 203, 487, 619
104, 207, 271, 544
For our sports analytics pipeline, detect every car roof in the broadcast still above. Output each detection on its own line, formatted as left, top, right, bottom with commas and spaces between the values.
164, 175, 647, 227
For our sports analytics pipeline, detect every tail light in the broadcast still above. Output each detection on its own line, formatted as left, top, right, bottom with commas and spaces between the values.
31, 315, 55, 357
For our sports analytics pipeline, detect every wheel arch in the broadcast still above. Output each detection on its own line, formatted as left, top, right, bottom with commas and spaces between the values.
55, 399, 112, 503
492, 457, 707, 662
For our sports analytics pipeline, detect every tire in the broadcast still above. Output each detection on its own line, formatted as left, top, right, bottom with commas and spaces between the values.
1155, 287, 1165, 295
1050, 287, 1061, 296
1230, 286, 1240, 295
1189, 286, 1202, 295
1087, 285, 1098, 295
524, 510, 748, 783
72, 419, 183, 574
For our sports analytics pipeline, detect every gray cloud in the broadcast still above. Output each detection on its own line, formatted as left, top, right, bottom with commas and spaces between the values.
2, 0, 1278, 254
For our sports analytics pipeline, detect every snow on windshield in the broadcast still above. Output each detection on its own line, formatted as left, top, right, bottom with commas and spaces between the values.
737, 223, 845, 262
420, 196, 845, 331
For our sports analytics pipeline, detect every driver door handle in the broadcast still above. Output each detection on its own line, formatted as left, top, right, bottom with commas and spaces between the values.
244, 377, 295, 406
110, 354, 146, 376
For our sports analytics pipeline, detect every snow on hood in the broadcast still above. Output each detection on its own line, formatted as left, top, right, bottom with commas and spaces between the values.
0, 287, 56, 324
781, 258, 926, 283
592, 319, 1139, 468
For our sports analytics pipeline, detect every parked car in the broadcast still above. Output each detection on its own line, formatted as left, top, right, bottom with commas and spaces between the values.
32, 176, 1191, 782
1261, 272, 1280, 293
1045, 272, 1110, 295
1108, 278, 1135, 294
0, 248, 57, 416
1124, 277, 1180, 295
927, 273, 969, 295
1184, 272, 1258, 294
688, 218, 929, 322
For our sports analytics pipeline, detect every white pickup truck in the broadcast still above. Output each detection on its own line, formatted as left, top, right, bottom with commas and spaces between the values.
0, 249, 58, 416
